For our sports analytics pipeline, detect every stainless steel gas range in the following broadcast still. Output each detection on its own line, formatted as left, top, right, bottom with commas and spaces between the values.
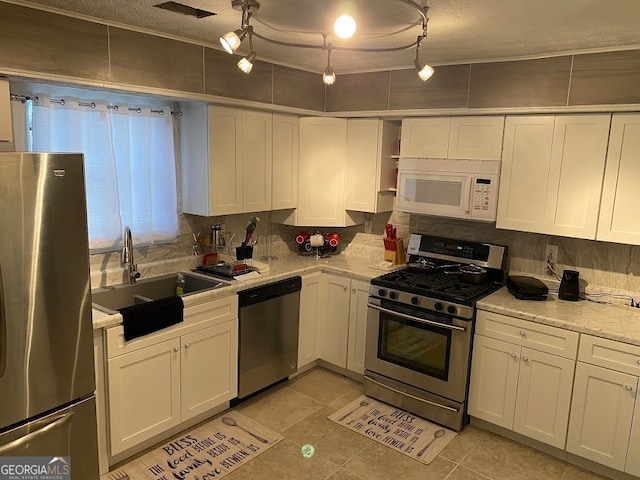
364, 233, 507, 431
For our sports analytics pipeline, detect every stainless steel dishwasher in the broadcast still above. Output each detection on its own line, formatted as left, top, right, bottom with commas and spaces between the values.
237, 276, 301, 399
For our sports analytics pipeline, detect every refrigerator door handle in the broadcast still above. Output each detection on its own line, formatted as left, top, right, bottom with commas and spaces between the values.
0, 412, 74, 454
0, 262, 5, 379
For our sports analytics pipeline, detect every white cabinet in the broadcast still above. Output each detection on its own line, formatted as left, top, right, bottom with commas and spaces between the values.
106, 296, 238, 456
0, 78, 12, 144
292, 117, 363, 226
181, 322, 237, 421
345, 119, 399, 213
242, 110, 273, 213
497, 114, 611, 239
347, 279, 370, 375
497, 115, 555, 233
298, 272, 323, 369
272, 114, 299, 210
302, 273, 369, 375
468, 310, 578, 449
181, 104, 272, 216
318, 274, 351, 368
566, 334, 640, 473
400, 116, 504, 160
597, 114, 640, 245
107, 338, 181, 455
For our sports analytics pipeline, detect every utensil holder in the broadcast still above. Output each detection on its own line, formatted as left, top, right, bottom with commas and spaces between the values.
236, 244, 253, 261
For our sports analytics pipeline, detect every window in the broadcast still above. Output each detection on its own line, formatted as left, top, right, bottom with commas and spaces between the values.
27, 93, 179, 251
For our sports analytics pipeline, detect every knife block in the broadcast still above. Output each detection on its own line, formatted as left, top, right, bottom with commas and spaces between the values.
383, 238, 406, 265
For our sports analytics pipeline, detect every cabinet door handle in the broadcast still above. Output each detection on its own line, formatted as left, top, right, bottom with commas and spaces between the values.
174, 346, 180, 352
519, 330, 526, 337
352, 287, 357, 293
522, 356, 529, 362
637, 359, 640, 365
184, 343, 191, 349
625, 385, 634, 391
510, 353, 518, 359
343, 286, 348, 292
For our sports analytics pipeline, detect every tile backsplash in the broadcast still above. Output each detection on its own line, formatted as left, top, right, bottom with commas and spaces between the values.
90, 207, 640, 298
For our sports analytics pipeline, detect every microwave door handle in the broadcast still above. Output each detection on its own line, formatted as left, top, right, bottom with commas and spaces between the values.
462, 177, 473, 213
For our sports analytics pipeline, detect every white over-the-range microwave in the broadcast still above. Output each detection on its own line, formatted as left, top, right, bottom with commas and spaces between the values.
396, 158, 500, 222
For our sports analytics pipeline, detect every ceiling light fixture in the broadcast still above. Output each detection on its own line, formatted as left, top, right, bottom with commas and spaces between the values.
237, 31, 257, 74
414, 35, 434, 81
323, 42, 336, 85
333, 14, 357, 39
219, 0, 258, 53
221, 0, 432, 85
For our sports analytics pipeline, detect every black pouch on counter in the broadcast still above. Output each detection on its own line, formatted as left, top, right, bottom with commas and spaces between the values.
507, 276, 549, 301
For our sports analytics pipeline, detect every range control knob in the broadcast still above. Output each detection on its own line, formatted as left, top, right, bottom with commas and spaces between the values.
434, 302, 443, 311
388, 291, 398, 300
447, 305, 457, 315
378, 289, 387, 297
411, 297, 420, 305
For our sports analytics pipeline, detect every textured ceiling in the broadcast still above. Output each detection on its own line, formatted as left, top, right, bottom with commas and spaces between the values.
15, 0, 640, 74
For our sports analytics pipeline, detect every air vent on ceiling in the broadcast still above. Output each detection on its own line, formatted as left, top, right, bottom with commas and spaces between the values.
154, 2, 216, 19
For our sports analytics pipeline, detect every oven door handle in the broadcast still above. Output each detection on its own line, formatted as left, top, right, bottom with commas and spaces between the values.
367, 303, 466, 332
364, 375, 459, 413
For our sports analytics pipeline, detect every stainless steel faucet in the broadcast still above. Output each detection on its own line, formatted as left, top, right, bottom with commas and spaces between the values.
122, 226, 141, 284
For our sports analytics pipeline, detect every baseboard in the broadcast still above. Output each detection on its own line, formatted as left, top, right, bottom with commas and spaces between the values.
317, 359, 364, 383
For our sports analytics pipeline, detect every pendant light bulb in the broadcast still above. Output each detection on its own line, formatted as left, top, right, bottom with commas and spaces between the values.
334, 14, 356, 39
323, 66, 336, 85
220, 28, 246, 54
415, 62, 434, 81
237, 52, 257, 74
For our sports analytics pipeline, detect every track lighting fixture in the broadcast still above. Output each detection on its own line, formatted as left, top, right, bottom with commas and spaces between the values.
220, 0, 433, 85
414, 35, 434, 81
323, 44, 336, 85
237, 31, 256, 74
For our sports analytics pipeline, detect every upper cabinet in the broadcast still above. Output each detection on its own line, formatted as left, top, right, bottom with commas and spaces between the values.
180, 104, 273, 216
597, 114, 640, 246
345, 119, 399, 213
497, 114, 611, 240
400, 116, 504, 160
272, 114, 299, 210
295, 117, 362, 227
0, 78, 13, 144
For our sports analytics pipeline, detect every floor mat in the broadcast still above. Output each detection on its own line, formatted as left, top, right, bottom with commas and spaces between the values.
328, 395, 457, 465
103, 410, 283, 480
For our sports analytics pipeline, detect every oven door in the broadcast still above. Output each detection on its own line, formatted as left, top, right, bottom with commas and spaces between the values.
365, 298, 472, 403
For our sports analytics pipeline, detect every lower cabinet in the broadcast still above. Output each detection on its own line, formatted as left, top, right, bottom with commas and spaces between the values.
298, 272, 323, 369
106, 296, 238, 457
468, 310, 578, 450
566, 334, 640, 474
298, 272, 370, 375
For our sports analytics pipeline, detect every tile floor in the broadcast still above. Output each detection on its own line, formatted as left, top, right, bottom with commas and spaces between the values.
116, 366, 611, 480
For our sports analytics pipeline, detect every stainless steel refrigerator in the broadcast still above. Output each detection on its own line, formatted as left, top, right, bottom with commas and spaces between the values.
0, 153, 99, 478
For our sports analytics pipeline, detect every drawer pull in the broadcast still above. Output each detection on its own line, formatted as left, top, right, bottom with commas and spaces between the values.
625, 385, 634, 391
519, 330, 526, 337
184, 343, 191, 349
522, 356, 529, 362
174, 346, 180, 353
511, 353, 518, 359
637, 359, 640, 365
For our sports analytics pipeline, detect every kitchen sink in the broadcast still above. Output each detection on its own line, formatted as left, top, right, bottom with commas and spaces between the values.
92, 271, 229, 313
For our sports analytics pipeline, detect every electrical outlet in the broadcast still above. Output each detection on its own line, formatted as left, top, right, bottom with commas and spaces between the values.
544, 245, 558, 272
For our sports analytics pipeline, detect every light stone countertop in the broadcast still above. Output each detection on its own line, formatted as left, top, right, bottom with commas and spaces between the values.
91, 252, 394, 330
478, 287, 640, 347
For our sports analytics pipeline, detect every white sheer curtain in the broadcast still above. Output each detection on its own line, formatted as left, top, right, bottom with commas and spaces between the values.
30, 95, 178, 250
